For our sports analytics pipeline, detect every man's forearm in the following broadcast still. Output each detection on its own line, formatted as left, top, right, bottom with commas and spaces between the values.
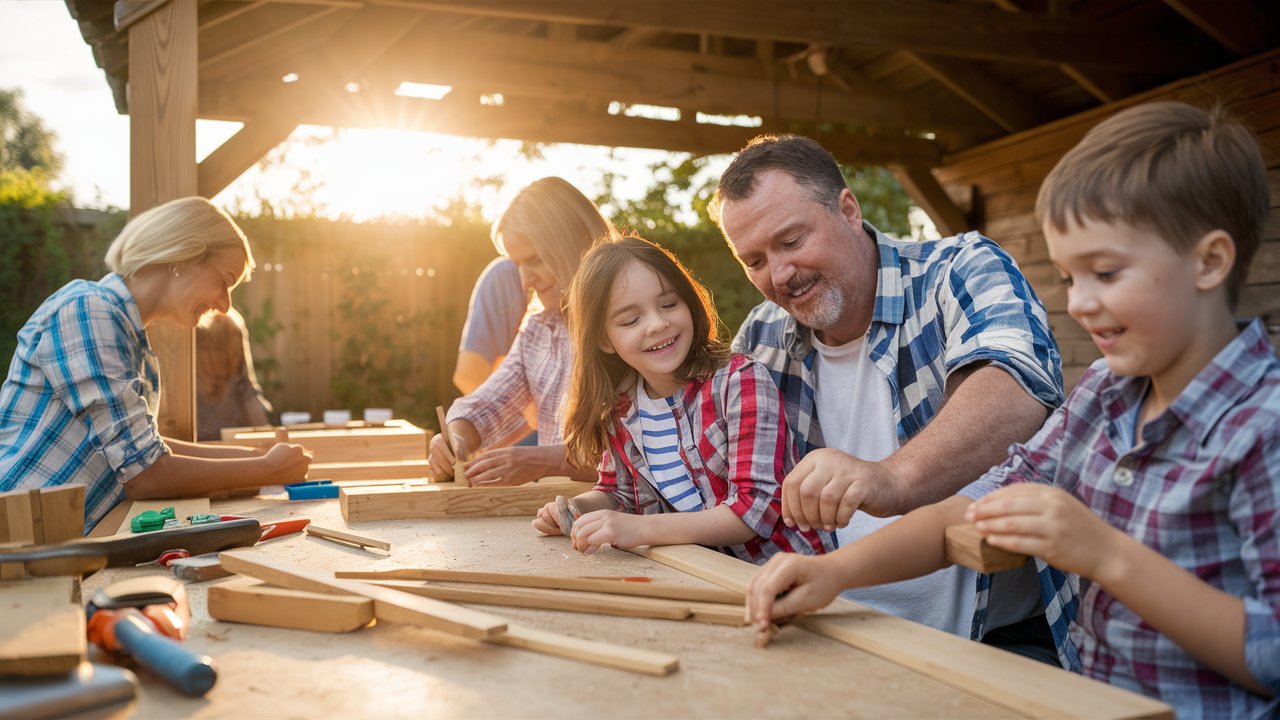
887, 365, 1050, 513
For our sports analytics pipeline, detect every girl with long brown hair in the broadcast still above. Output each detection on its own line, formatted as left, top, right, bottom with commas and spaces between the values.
533, 236, 830, 563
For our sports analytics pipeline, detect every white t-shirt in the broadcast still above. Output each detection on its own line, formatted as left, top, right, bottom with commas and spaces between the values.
812, 332, 976, 637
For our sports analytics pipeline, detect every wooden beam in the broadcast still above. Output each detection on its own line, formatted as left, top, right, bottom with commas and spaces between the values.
197, 114, 298, 198
888, 164, 972, 237
368, 579, 699, 622
128, 0, 198, 440
904, 52, 1042, 133
637, 544, 1172, 720
399, 0, 1199, 74
1163, 0, 1276, 57
198, 5, 345, 72
334, 567, 747, 604
943, 523, 1029, 573
218, 550, 509, 639
340, 477, 597, 522
113, 0, 169, 32
208, 578, 374, 633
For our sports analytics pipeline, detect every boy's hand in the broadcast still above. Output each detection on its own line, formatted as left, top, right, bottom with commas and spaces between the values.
570, 510, 646, 554
745, 553, 843, 631
965, 484, 1125, 580
781, 449, 902, 532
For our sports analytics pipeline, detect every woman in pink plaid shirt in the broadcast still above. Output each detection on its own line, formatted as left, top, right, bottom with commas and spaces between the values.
533, 236, 831, 563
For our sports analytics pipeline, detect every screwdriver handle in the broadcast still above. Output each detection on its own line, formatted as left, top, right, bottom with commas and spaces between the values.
111, 610, 217, 696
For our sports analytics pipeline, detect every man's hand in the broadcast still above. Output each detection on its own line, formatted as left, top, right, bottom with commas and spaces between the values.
745, 553, 844, 631
466, 445, 556, 486
965, 483, 1124, 581
781, 448, 902, 532
569, 510, 647, 554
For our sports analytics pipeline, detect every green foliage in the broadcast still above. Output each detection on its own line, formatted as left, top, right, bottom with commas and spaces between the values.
0, 89, 63, 176
0, 170, 69, 361
238, 295, 285, 400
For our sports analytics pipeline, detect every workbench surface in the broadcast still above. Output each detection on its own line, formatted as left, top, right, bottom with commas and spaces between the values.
82, 492, 1147, 719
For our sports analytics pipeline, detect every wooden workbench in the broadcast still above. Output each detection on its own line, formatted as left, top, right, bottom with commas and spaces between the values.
83, 492, 1170, 718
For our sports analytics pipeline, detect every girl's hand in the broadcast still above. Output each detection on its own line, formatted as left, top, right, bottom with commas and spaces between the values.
745, 553, 843, 631
532, 500, 565, 536
570, 510, 647, 554
965, 484, 1124, 580
261, 443, 312, 485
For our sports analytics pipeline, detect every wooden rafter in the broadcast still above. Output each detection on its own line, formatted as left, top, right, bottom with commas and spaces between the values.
1163, 0, 1276, 57
888, 164, 971, 237
198, 4, 345, 71
197, 114, 299, 198
397, 0, 1201, 74
903, 52, 1043, 133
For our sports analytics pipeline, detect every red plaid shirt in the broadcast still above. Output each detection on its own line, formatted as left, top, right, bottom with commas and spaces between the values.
593, 354, 833, 563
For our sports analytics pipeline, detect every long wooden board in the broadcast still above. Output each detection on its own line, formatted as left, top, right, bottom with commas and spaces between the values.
335, 567, 745, 604
489, 624, 679, 677
340, 477, 595, 522
211, 420, 429, 464
637, 545, 1172, 720
208, 578, 374, 633
310, 459, 434, 482
218, 550, 507, 640
0, 577, 86, 676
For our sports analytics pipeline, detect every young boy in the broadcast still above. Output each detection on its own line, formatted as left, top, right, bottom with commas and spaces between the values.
745, 100, 1278, 719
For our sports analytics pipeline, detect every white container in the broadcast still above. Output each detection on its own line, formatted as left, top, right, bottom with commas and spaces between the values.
280, 411, 311, 426
363, 408, 393, 425
323, 409, 352, 426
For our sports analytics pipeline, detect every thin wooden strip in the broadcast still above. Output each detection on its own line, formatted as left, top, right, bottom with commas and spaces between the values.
639, 544, 1171, 720
367, 579, 693, 621
305, 524, 391, 551
218, 550, 506, 639
335, 567, 745, 604
489, 624, 678, 677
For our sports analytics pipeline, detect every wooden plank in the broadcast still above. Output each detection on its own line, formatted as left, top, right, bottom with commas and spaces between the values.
217, 550, 508, 640
212, 420, 428, 464
488, 624, 679, 677
0, 576, 86, 676
304, 525, 391, 552
0, 489, 38, 545
639, 544, 1172, 720
904, 52, 1042, 133
128, 0, 198, 441
366, 579, 699, 622
340, 477, 595, 522
310, 459, 434, 482
334, 568, 746, 604
943, 523, 1029, 573
197, 114, 299, 197
114, 498, 212, 535
207, 578, 373, 633
38, 485, 86, 544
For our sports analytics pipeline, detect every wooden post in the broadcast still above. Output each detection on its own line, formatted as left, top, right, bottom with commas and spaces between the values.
127, 0, 199, 440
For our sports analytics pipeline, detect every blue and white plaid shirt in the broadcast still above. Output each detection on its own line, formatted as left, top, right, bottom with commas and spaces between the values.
0, 274, 168, 533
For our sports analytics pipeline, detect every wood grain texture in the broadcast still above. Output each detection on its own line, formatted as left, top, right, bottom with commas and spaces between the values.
38, 485, 86, 544
335, 567, 745, 604
489, 623, 679, 677
640, 544, 1172, 720
218, 550, 507, 639
0, 576, 86, 676
340, 477, 595, 522
208, 578, 373, 633
0, 489, 40, 545
367, 579, 694, 621
944, 523, 1029, 573
213, 420, 428, 464
309, 459, 433, 482
305, 524, 391, 551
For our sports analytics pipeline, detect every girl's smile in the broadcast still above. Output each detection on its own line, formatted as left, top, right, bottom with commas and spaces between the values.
600, 259, 694, 398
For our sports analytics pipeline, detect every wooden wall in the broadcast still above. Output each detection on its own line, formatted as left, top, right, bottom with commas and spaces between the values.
935, 50, 1280, 390
226, 216, 495, 428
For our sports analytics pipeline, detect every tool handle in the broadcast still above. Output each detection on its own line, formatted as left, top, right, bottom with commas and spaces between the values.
113, 612, 217, 697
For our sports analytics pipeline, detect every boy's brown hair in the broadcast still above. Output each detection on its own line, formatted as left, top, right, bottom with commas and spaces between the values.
1036, 101, 1268, 309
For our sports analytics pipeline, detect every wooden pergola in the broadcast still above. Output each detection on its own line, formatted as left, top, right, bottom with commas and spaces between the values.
67, 0, 1280, 438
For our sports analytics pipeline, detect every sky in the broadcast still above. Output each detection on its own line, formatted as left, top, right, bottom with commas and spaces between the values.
0, 0, 727, 222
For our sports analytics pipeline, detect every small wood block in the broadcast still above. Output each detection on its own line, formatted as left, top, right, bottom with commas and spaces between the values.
943, 523, 1028, 573
37, 485, 86, 544
305, 525, 391, 552
0, 577, 86, 676
169, 555, 231, 582
0, 488, 39, 545
218, 550, 507, 639
340, 477, 595, 522
208, 578, 373, 633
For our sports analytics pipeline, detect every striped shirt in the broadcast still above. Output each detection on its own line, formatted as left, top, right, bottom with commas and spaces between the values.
635, 387, 701, 512
448, 307, 569, 447
594, 354, 834, 564
961, 319, 1280, 719
0, 274, 168, 533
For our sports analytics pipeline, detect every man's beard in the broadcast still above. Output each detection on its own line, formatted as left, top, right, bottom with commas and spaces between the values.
781, 272, 844, 331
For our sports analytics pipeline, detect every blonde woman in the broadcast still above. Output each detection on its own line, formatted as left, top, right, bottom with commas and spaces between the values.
429, 177, 614, 485
0, 197, 311, 533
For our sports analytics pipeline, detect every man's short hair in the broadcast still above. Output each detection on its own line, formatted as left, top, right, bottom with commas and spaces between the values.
711, 134, 848, 225
1036, 101, 1268, 308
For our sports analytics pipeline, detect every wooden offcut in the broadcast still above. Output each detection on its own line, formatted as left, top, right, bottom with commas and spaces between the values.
208, 578, 373, 633
0, 576, 86, 677
639, 544, 1172, 720
943, 523, 1029, 573
218, 550, 507, 639
305, 525, 391, 552
341, 477, 594, 522
0, 485, 85, 546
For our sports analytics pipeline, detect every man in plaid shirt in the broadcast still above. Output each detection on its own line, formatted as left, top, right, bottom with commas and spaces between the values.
715, 134, 1062, 639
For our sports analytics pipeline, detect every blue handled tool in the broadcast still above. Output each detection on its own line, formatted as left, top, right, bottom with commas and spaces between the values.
86, 607, 216, 697
284, 479, 338, 500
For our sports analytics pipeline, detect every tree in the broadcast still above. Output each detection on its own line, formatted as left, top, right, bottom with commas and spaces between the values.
0, 89, 63, 177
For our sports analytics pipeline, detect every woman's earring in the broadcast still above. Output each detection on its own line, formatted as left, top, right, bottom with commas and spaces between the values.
171, 265, 181, 278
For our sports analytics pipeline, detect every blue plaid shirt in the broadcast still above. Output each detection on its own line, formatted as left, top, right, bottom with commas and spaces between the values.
0, 274, 168, 533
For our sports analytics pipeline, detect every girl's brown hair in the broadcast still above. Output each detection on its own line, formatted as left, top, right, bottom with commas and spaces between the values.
562, 236, 730, 469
